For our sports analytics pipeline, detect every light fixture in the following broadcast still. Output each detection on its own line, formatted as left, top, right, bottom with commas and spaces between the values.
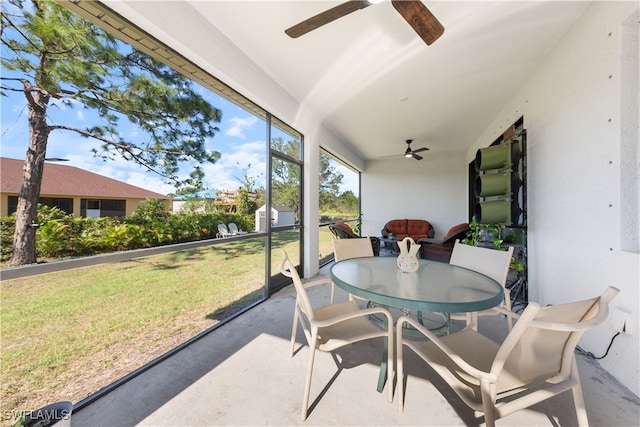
368, 0, 385, 4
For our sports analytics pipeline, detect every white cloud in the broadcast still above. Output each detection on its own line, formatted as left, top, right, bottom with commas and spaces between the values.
201, 139, 266, 191
225, 116, 258, 138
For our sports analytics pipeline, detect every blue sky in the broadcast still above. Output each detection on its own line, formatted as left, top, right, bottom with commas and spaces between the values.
0, 0, 272, 196
1, 82, 358, 198
1, 86, 358, 197
1, 78, 271, 196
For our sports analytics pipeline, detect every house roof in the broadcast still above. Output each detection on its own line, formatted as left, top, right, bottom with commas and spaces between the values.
1, 158, 168, 199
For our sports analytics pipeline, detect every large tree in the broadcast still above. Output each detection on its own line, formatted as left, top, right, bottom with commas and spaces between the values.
319, 151, 344, 212
270, 136, 302, 218
1, 0, 222, 265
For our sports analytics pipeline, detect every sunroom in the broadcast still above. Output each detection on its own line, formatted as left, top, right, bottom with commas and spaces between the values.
5, 0, 639, 425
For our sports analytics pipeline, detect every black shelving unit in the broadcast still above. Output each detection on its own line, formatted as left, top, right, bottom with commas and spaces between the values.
470, 117, 528, 311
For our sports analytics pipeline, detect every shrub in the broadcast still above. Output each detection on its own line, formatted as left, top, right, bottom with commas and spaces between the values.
0, 216, 16, 261
1, 202, 256, 263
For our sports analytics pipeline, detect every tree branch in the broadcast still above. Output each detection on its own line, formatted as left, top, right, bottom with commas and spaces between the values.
47, 124, 178, 178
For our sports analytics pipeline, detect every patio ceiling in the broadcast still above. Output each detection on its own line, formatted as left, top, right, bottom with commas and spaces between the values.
86, 1, 590, 160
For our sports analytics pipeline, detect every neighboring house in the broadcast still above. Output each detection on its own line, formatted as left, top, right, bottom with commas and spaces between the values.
172, 190, 253, 214
0, 157, 169, 217
172, 189, 217, 213
255, 204, 295, 231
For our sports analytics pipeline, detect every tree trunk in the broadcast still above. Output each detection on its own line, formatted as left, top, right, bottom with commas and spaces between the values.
9, 90, 50, 266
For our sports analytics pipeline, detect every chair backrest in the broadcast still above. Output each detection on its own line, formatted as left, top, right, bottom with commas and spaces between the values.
228, 223, 239, 234
280, 250, 316, 323
333, 237, 373, 261
449, 240, 514, 286
218, 223, 230, 236
495, 287, 619, 389
442, 223, 470, 243
328, 223, 357, 239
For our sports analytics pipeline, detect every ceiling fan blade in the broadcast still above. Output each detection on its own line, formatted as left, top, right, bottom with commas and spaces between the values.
411, 147, 430, 153
391, 0, 444, 45
412, 153, 424, 160
285, 1, 371, 38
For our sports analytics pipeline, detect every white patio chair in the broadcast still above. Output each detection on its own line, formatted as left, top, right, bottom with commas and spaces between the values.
449, 239, 514, 331
228, 222, 240, 236
216, 223, 230, 238
281, 249, 394, 420
396, 286, 619, 427
331, 237, 373, 303
228, 222, 244, 235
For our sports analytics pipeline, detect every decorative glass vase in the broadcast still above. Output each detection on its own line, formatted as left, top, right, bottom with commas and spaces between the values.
396, 237, 420, 273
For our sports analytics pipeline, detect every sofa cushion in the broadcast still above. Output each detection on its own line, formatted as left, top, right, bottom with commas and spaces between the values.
383, 219, 407, 237
407, 220, 432, 240
382, 219, 434, 240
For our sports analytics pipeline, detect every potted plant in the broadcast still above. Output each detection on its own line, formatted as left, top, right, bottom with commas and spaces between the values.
461, 221, 523, 272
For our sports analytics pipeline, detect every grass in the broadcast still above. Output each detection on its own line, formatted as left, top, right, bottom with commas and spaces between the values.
1, 243, 263, 415
0, 228, 335, 418
1, 230, 336, 420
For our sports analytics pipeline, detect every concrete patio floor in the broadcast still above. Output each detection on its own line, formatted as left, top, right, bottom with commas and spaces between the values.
72, 266, 639, 426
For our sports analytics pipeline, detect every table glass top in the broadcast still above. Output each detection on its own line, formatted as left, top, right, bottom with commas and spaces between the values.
330, 256, 504, 313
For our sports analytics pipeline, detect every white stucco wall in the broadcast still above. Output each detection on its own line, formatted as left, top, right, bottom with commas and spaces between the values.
361, 150, 469, 238
468, 2, 639, 395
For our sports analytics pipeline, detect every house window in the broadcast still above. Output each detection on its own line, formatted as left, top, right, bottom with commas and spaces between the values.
80, 199, 125, 218
7, 196, 18, 215
7, 196, 73, 215
100, 199, 126, 217
39, 197, 73, 215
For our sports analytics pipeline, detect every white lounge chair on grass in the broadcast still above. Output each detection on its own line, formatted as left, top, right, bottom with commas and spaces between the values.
217, 223, 231, 238
228, 223, 246, 235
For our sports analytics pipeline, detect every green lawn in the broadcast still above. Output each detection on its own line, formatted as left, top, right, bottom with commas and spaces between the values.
0, 230, 340, 419
1, 229, 336, 417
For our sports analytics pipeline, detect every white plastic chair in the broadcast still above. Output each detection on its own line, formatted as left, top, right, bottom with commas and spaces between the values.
217, 223, 230, 238
228, 223, 244, 235
282, 249, 394, 420
449, 240, 514, 330
331, 237, 373, 303
396, 286, 619, 427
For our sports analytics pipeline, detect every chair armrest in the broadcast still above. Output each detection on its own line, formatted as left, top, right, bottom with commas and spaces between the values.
314, 304, 393, 328
302, 278, 333, 289
417, 237, 445, 245
397, 315, 496, 381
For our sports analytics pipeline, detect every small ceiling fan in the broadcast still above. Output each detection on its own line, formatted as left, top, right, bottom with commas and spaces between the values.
383, 139, 430, 160
285, 0, 445, 46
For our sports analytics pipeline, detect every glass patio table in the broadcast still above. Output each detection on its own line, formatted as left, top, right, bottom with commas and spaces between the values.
330, 256, 504, 392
